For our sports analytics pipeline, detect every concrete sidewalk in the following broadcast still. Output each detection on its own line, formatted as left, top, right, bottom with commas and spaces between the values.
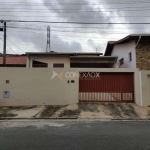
0, 103, 150, 120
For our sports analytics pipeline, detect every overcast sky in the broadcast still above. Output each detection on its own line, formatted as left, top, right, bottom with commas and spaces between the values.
0, 0, 150, 55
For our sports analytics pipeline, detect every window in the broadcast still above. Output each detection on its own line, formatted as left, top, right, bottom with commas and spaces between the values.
53, 63, 64, 68
33, 64, 47, 68
119, 58, 124, 66
129, 52, 132, 62
32, 60, 48, 68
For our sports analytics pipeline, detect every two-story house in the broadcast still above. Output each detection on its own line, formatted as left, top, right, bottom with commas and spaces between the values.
104, 34, 150, 70
104, 34, 150, 106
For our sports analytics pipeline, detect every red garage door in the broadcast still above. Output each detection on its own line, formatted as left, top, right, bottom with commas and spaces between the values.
79, 72, 134, 102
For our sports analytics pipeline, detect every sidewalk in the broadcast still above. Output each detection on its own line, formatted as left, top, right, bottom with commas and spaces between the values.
0, 103, 150, 120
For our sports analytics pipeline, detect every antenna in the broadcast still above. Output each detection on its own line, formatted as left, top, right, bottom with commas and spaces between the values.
46, 25, 51, 52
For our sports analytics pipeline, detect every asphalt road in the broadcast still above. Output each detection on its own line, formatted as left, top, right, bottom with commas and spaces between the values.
0, 120, 150, 150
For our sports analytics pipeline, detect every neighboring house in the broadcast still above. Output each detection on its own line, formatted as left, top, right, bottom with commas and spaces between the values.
0, 55, 26, 67
104, 34, 150, 106
26, 52, 118, 68
104, 34, 150, 70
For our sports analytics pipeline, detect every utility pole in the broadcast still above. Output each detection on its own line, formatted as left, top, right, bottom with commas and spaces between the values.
3, 22, 6, 67
46, 25, 51, 52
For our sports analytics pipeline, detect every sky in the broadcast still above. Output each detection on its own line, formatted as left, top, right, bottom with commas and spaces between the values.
0, 0, 150, 55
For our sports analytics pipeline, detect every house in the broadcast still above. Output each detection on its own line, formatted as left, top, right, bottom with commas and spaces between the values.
0, 55, 26, 67
26, 52, 118, 68
104, 34, 150, 70
104, 34, 150, 106
0, 51, 141, 106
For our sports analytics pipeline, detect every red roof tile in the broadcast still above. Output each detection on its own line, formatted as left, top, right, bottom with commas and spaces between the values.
0, 56, 26, 64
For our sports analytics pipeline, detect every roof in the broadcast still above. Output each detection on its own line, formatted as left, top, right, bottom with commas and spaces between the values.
70, 56, 118, 63
104, 34, 150, 56
0, 56, 26, 64
26, 52, 103, 56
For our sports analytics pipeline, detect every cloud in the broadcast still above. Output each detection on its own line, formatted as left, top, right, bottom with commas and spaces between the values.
87, 39, 105, 53
0, 0, 150, 54
51, 36, 82, 52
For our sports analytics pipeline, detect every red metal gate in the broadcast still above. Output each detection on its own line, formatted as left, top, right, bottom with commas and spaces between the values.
79, 72, 134, 102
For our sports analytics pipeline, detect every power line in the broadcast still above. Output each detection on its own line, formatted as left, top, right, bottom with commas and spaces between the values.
2, 15, 150, 18
6, 38, 25, 53
5, 34, 120, 39
3, 20, 150, 24
4, 25, 150, 28
0, 1, 150, 5
0, 37, 16, 54
0, 40, 108, 46
3, 26, 148, 34
2, 5, 150, 10
7, 29, 130, 34
7, 22, 150, 27
6, 31, 112, 38
4, 24, 150, 29
2, 8, 150, 12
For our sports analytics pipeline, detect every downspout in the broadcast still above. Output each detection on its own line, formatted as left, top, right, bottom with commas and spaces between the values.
135, 36, 142, 106
135, 36, 141, 48
115, 56, 118, 63
139, 71, 143, 106
113, 56, 118, 68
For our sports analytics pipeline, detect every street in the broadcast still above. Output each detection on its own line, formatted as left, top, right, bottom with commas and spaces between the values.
0, 120, 150, 150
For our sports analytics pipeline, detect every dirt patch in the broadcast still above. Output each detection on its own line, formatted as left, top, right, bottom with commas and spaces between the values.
101, 103, 123, 119
148, 113, 150, 118
0, 107, 21, 118
0, 106, 21, 111
0, 106, 37, 111
117, 103, 139, 119
59, 109, 80, 117
78, 103, 99, 112
0, 111, 17, 118
0, 108, 3, 114
144, 107, 150, 117
101, 103, 141, 119
0, 106, 39, 118
19, 106, 37, 110
40, 106, 65, 117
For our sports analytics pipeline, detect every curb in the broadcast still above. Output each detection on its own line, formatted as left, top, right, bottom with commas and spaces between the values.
0, 117, 78, 120
0, 118, 150, 121
111, 119, 150, 121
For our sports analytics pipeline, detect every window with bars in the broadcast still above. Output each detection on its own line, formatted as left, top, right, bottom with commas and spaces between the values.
32, 64, 48, 67
53, 63, 64, 68
32, 60, 48, 68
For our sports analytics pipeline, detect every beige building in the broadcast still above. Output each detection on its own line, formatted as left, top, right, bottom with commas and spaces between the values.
26, 52, 118, 68
0, 52, 140, 106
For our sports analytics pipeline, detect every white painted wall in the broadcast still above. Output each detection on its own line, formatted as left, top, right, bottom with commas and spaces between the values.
111, 40, 136, 68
